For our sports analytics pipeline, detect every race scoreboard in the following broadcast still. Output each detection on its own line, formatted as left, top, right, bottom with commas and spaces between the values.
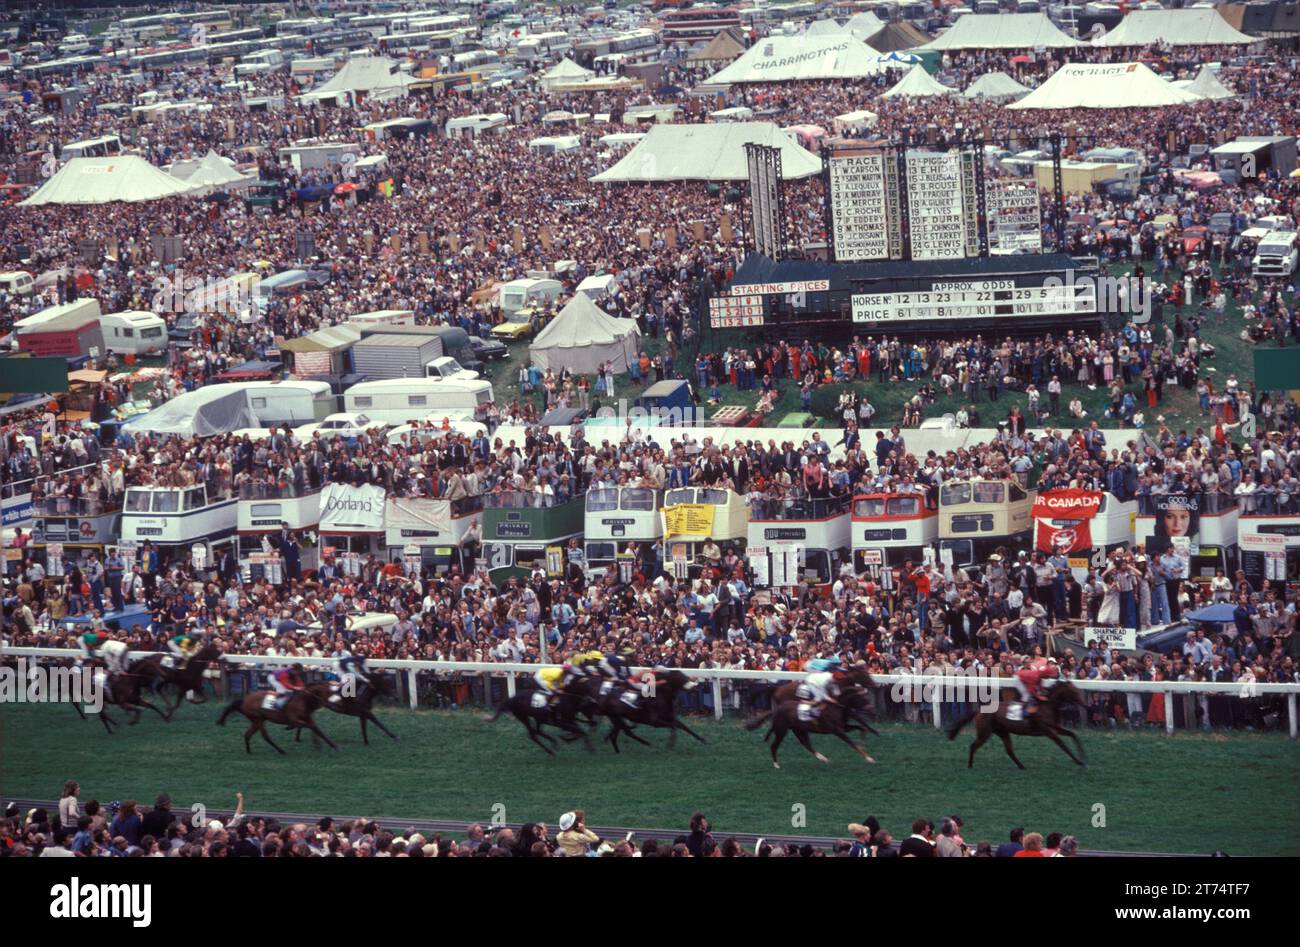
709, 292, 766, 329
851, 277, 1096, 325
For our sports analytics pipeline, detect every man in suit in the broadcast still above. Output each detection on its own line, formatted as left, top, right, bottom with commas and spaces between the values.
898, 819, 935, 857
875, 431, 894, 468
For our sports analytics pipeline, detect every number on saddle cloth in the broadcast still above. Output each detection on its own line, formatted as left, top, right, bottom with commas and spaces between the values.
599, 680, 615, 697
797, 702, 819, 722
530, 691, 548, 710
1006, 702, 1025, 722
161, 655, 175, 669
619, 689, 640, 708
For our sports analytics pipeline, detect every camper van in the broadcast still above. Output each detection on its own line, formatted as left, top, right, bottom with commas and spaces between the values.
498, 277, 564, 314
100, 310, 168, 356
575, 273, 618, 300
343, 378, 494, 425
445, 113, 509, 138
243, 380, 337, 426
1251, 231, 1298, 278
0, 271, 34, 296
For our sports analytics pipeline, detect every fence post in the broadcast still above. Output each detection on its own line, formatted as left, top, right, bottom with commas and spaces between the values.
1164, 688, 1175, 735
931, 683, 943, 731
712, 673, 723, 721
506, 673, 516, 698
1289, 693, 1297, 740
407, 668, 418, 711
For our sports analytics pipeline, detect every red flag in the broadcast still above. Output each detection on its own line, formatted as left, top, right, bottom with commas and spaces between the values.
1036, 520, 1092, 555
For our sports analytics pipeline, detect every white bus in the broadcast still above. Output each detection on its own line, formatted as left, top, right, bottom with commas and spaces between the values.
584, 484, 663, 577
343, 378, 494, 425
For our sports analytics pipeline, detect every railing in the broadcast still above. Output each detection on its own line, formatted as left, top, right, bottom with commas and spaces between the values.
1234, 494, 1299, 516
4, 648, 1296, 739
750, 493, 852, 521
2, 462, 104, 502
238, 481, 321, 501
31, 496, 122, 517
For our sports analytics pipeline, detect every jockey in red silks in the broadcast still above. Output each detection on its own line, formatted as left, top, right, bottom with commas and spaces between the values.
1013, 659, 1060, 715
270, 665, 306, 696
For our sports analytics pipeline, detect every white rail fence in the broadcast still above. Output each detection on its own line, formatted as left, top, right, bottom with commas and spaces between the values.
4, 647, 1297, 739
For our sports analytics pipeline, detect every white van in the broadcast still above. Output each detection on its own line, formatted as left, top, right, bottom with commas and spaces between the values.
499, 277, 564, 313
348, 309, 416, 328
343, 378, 495, 424
0, 271, 34, 296
1251, 231, 1299, 278
445, 113, 509, 138
243, 380, 337, 426
100, 310, 167, 356
424, 356, 481, 381
575, 273, 618, 301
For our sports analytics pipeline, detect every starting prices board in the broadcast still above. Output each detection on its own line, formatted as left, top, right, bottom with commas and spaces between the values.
709, 293, 766, 328
852, 278, 1096, 324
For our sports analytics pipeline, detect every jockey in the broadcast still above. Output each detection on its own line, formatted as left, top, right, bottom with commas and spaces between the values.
270, 664, 307, 696
1013, 659, 1060, 715
596, 646, 636, 682
534, 665, 566, 698
570, 650, 604, 677
77, 630, 112, 669
798, 656, 843, 706
330, 651, 372, 704
168, 629, 200, 668
99, 640, 130, 678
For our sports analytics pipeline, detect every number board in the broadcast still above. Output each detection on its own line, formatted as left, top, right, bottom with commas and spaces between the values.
709, 293, 765, 329
851, 279, 1096, 324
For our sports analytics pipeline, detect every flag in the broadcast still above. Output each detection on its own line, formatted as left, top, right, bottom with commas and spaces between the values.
377, 178, 395, 198
1036, 520, 1091, 555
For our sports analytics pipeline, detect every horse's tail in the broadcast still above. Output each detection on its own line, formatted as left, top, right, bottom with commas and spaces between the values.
216, 698, 243, 726
743, 709, 773, 731
946, 710, 976, 741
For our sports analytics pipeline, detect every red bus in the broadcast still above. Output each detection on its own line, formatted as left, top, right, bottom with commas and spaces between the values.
659, 6, 742, 43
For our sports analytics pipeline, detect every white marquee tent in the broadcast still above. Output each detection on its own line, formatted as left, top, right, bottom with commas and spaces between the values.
881, 64, 957, 98
591, 122, 822, 182
529, 294, 641, 374
309, 55, 415, 101
1171, 65, 1238, 100
805, 18, 849, 37
541, 57, 595, 89
168, 149, 253, 193
706, 34, 886, 84
962, 70, 1032, 101
19, 155, 200, 205
1007, 62, 1203, 110
846, 12, 886, 39
918, 13, 1083, 50
1092, 9, 1257, 46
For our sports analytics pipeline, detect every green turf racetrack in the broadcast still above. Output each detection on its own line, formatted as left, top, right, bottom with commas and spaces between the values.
2, 702, 1296, 854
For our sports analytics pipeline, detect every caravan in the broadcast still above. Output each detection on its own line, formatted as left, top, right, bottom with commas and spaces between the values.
100, 310, 168, 356
343, 378, 494, 425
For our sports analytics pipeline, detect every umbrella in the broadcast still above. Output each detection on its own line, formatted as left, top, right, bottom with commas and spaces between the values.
1184, 603, 1237, 624
334, 182, 359, 195
1011, 54, 1031, 64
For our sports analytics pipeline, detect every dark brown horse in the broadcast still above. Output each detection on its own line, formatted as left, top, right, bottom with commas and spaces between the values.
482, 677, 595, 755
747, 687, 876, 769
72, 665, 168, 733
295, 672, 398, 745
745, 665, 878, 734
130, 644, 223, 719
947, 681, 1087, 769
217, 688, 338, 754
593, 670, 705, 753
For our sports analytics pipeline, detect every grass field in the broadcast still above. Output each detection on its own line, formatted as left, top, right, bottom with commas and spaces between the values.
3, 701, 1296, 853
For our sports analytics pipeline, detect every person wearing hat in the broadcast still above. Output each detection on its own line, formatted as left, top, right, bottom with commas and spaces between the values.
555, 811, 599, 857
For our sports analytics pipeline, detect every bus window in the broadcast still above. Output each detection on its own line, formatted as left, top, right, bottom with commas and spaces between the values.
586, 488, 619, 511
1008, 483, 1027, 502
586, 541, 616, 562
666, 489, 694, 506
621, 488, 656, 511
697, 488, 727, 505
514, 545, 547, 571
940, 483, 970, 505
183, 488, 205, 511
887, 496, 920, 516
153, 491, 180, 513
940, 539, 974, 566
125, 490, 152, 512
973, 483, 1005, 504
803, 550, 831, 583
854, 497, 886, 516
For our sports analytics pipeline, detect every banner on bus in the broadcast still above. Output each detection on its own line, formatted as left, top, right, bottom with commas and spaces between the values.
1032, 489, 1103, 520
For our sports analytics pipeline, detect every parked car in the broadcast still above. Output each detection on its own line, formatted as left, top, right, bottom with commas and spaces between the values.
468, 334, 509, 361
168, 313, 203, 347
296, 412, 387, 441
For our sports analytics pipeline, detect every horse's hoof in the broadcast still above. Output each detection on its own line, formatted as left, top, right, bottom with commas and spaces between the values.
816, 753, 830, 764
864, 756, 876, 764
773, 762, 780, 769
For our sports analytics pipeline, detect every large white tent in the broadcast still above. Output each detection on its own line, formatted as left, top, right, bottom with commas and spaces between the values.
805, 18, 849, 37
847, 12, 886, 39
1092, 9, 1257, 46
529, 294, 641, 374
1007, 62, 1204, 110
591, 122, 822, 182
309, 55, 415, 101
706, 34, 886, 84
1172, 65, 1237, 100
168, 149, 253, 193
881, 64, 957, 98
541, 57, 595, 89
962, 70, 1032, 101
918, 13, 1083, 50
19, 155, 200, 205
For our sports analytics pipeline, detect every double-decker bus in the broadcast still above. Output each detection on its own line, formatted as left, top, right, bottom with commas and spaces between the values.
574, 27, 660, 68
585, 484, 663, 578
937, 478, 1035, 576
850, 487, 939, 573
658, 6, 742, 44
748, 493, 854, 589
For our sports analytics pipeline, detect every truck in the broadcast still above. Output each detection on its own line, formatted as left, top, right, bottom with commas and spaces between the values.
13, 299, 105, 358
351, 332, 444, 380
1251, 231, 1299, 278
1210, 135, 1298, 184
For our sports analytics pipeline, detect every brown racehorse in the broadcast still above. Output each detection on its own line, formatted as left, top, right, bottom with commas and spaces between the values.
130, 644, 223, 720
747, 687, 876, 769
745, 665, 878, 734
593, 670, 705, 753
295, 673, 398, 745
72, 666, 168, 733
947, 681, 1088, 769
217, 688, 338, 754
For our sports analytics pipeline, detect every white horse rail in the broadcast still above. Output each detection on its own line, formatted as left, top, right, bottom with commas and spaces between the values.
3, 647, 1297, 738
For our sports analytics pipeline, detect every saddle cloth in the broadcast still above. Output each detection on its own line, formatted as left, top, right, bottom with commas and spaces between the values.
619, 689, 640, 708
160, 655, 176, 669
1006, 702, 1025, 722
797, 701, 820, 722
598, 680, 616, 697
262, 693, 288, 711
530, 691, 548, 710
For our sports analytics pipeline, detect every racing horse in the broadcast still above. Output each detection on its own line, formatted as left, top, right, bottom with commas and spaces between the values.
295, 671, 399, 745
129, 643, 223, 720
481, 677, 596, 755
744, 665, 879, 736
217, 687, 338, 754
748, 687, 876, 769
72, 664, 168, 733
946, 681, 1087, 769
593, 669, 705, 753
